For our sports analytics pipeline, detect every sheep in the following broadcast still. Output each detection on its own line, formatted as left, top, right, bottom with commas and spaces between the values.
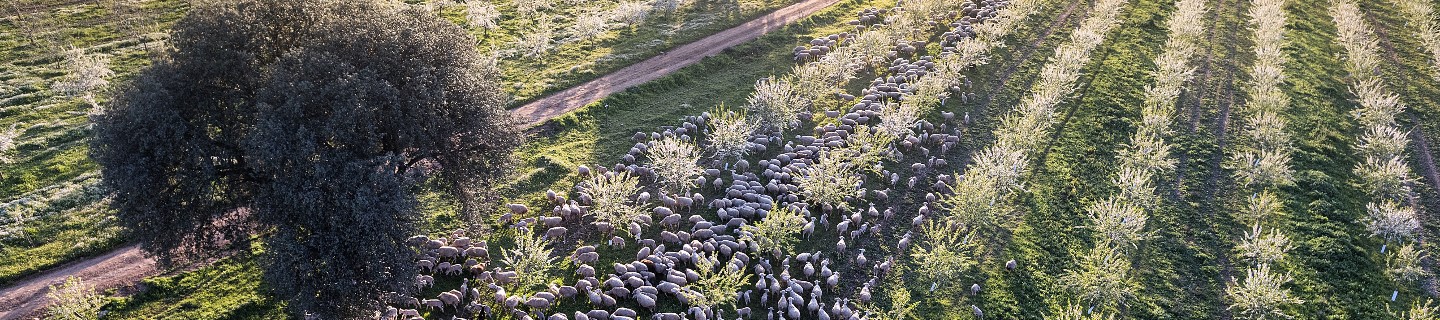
422, 298, 445, 310
417, 259, 435, 273
1006, 259, 1017, 271
577, 264, 597, 277
971, 283, 981, 295
437, 246, 461, 259
526, 297, 553, 310
445, 264, 464, 276
466, 245, 489, 258
496, 271, 519, 284
439, 290, 462, 308
587, 309, 611, 320
615, 308, 639, 318
636, 292, 658, 311
546, 227, 568, 239
398, 309, 421, 319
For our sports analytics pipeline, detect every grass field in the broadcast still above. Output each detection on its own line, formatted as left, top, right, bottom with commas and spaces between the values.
0, 0, 800, 286
7, 0, 1440, 317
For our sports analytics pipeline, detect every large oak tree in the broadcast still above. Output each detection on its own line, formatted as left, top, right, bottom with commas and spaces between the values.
89, 0, 521, 317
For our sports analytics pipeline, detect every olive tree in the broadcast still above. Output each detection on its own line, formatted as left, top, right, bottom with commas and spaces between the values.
644, 137, 703, 195
45, 276, 106, 320
0, 123, 18, 165
53, 48, 113, 111
580, 170, 645, 236
1226, 264, 1301, 320
740, 206, 807, 256
1061, 246, 1135, 312
89, 1, 521, 318
680, 252, 751, 312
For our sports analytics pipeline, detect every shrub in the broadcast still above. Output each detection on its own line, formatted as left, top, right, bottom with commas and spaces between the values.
579, 171, 644, 236
740, 206, 806, 256
45, 276, 106, 320
644, 137, 702, 195
705, 109, 756, 161
466, 2, 501, 29
1226, 264, 1301, 320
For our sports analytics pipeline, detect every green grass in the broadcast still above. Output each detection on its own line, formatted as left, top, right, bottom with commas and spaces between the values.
0, 0, 799, 289
103, 251, 288, 319
465, 0, 806, 105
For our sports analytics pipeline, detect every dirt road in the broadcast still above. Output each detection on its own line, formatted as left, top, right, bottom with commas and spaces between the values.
0, 0, 844, 316
0, 244, 157, 319
511, 0, 843, 126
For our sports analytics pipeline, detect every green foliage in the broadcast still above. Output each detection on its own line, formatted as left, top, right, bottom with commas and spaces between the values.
741, 206, 807, 256
1227, 264, 1302, 320
644, 136, 703, 195
910, 220, 978, 288
1390, 299, 1440, 320
705, 108, 756, 161
1236, 224, 1294, 265
796, 150, 863, 211
857, 287, 921, 320
501, 231, 559, 293
45, 276, 106, 320
679, 252, 750, 310
1062, 245, 1136, 312
579, 170, 644, 235
1046, 303, 1117, 320
88, 1, 520, 317
745, 75, 807, 131
1386, 243, 1428, 284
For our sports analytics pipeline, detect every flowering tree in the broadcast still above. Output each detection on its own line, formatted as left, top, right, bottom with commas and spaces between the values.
45, 276, 106, 320
1227, 264, 1301, 320
706, 109, 756, 161
644, 137, 702, 194
580, 171, 644, 235
741, 206, 807, 256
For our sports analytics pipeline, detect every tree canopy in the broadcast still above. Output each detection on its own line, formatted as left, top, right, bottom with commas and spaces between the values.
89, 0, 521, 317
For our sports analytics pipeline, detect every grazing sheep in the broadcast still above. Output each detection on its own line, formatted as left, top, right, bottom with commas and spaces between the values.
464, 246, 488, 258
437, 246, 461, 259
546, 227, 568, 239
636, 292, 658, 311
1006, 259, 1017, 271
526, 297, 552, 310
577, 252, 600, 264
422, 298, 445, 310
496, 271, 519, 284
398, 309, 421, 319
417, 259, 435, 273
439, 290, 462, 307
615, 308, 638, 318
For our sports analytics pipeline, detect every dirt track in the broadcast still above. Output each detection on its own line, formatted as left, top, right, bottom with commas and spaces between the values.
0, 0, 844, 317
511, 0, 843, 126
0, 245, 156, 320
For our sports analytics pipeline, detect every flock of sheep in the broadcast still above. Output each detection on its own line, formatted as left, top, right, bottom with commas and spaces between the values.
378, 0, 1016, 318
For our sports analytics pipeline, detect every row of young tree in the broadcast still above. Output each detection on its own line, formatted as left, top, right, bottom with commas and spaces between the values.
1394, 0, 1440, 80
1331, 0, 1437, 314
1059, 0, 1205, 314
1222, 0, 1302, 316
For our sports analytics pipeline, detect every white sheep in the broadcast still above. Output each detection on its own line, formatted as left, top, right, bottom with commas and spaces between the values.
422, 298, 444, 310
437, 246, 461, 259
